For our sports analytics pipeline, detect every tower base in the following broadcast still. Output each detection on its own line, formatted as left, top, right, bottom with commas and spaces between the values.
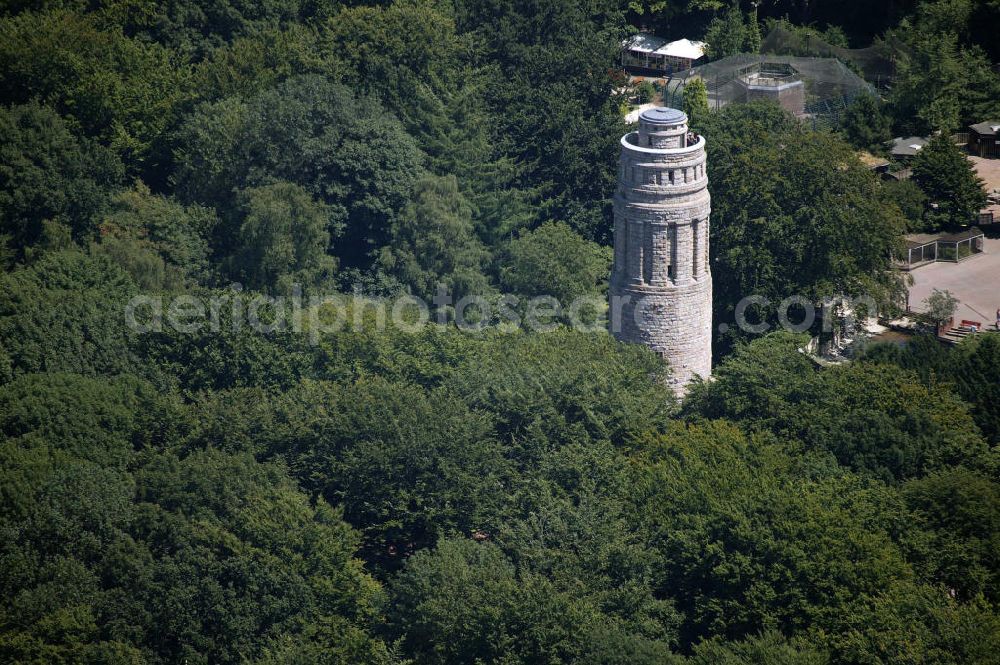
610, 276, 713, 395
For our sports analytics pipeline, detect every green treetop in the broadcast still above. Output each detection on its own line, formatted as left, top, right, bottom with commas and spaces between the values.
911, 134, 987, 229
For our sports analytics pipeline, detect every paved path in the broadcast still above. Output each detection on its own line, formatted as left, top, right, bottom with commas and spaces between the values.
908, 237, 1000, 325
970, 155, 1000, 194
624, 103, 657, 124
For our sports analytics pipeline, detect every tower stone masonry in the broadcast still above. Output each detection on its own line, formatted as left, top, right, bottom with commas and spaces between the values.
609, 107, 712, 395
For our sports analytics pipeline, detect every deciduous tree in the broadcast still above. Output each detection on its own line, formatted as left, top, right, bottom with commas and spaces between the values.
232, 181, 336, 292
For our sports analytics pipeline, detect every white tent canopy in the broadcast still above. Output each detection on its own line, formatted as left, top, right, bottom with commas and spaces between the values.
622, 35, 707, 72
655, 38, 705, 60
623, 35, 706, 59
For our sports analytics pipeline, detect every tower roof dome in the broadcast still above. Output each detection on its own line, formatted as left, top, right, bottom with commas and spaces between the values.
639, 107, 687, 125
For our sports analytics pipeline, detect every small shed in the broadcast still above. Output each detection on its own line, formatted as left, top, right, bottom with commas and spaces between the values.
890, 136, 928, 160
858, 151, 890, 175
886, 166, 913, 181
969, 121, 1000, 158
979, 203, 999, 225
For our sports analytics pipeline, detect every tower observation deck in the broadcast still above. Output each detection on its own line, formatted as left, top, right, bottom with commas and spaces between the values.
609, 107, 712, 394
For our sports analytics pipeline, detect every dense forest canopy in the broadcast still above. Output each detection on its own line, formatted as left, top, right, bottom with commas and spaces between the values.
1, 0, 1000, 663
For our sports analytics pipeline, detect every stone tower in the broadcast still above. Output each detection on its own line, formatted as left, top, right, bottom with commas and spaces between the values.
609, 107, 712, 394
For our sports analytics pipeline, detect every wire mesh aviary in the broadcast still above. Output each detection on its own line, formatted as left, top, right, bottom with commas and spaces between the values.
671, 53, 876, 129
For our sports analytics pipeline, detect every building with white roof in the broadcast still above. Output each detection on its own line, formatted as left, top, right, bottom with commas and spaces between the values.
622, 34, 706, 74
890, 136, 928, 160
